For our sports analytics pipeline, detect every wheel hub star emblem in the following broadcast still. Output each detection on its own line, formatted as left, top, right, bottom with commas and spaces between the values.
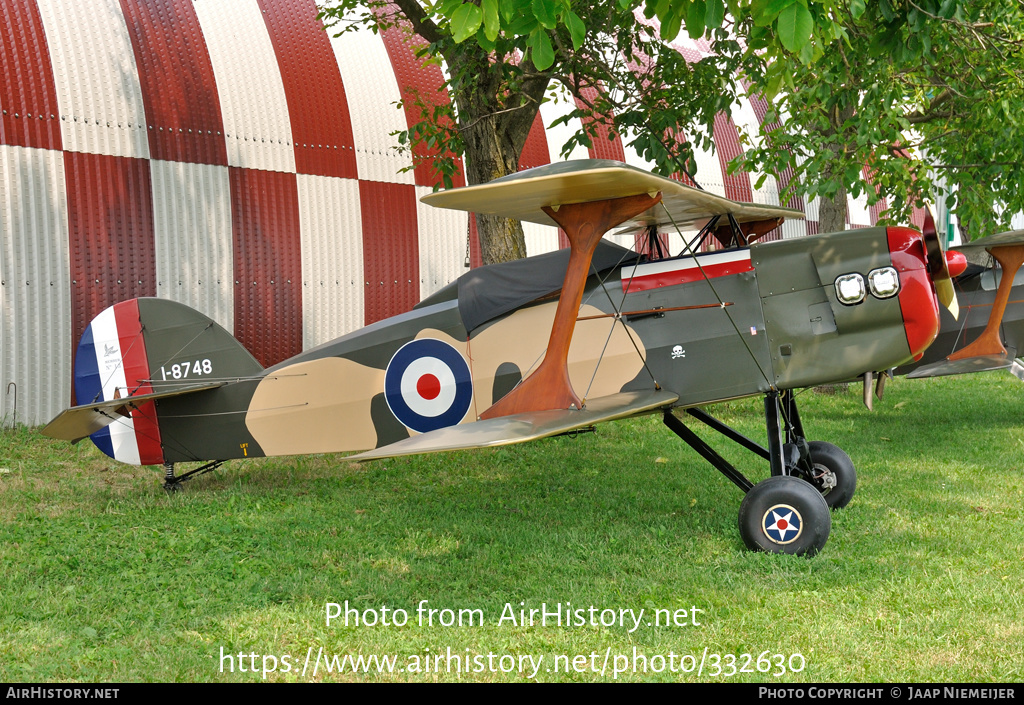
762, 504, 803, 544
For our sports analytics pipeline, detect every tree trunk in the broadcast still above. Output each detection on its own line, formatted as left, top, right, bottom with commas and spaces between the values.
461, 121, 529, 264
816, 103, 855, 235
451, 58, 548, 265
818, 186, 848, 234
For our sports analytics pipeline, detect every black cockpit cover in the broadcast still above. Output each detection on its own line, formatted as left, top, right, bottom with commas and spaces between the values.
416, 241, 640, 333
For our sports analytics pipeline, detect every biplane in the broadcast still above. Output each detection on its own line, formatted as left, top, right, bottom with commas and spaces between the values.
43, 160, 968, 556
896, 229, 1024, 383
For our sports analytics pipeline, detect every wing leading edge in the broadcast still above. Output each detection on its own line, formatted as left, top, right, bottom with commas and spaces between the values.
348, 389, 679, 462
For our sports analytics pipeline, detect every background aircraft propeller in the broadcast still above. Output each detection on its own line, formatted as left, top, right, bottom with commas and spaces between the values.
922, 209, 960, 319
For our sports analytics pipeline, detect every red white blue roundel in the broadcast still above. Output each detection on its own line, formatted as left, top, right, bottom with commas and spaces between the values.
384, 339, 473, 433
761, 504, 803, 545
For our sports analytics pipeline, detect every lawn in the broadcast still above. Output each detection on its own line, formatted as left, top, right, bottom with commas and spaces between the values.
0, 372, 1022, 682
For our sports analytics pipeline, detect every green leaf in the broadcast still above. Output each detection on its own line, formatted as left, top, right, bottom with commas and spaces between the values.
753, 0, 797, 26
438, 0, 464, 17
686, 0, 706, 39
529, 27, 555, 70
879, 0, 896, 22
705, 0, 725, 28
532, 0, 559, 30
660, 7, 684, 39
506, 14, 537, 35
476, 29, 497, 52
482, 0, 500, 41
652, 0, 673, 17
500, 0, 529, 24
798, 35, 814, 64
565, 10, 586, 50
451, 3, 483, 43
777, 2, 813, 54
849, 0, 866, 19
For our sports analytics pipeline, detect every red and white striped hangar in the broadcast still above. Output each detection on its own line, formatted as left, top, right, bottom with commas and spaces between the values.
1, 0, 886, 427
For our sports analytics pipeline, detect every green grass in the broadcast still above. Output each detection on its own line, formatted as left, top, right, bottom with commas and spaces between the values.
1, 373, 1023, 682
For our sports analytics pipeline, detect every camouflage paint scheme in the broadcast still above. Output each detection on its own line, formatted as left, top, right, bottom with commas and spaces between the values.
45, 162, 944, 468
74, 224, 926, 465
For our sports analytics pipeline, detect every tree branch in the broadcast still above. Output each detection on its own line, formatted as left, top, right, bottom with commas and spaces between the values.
931, 162, 1017, 169
457, 99, 539, 135
391, 0, 445, 46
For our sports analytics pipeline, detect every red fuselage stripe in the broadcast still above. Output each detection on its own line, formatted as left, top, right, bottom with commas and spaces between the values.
624, 256, 754, 293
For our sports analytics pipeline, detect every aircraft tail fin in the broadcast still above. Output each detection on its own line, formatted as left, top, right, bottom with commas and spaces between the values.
50, 298, 262, 465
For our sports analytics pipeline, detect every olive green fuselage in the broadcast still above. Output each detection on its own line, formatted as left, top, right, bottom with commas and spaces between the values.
150, 226, 930, 464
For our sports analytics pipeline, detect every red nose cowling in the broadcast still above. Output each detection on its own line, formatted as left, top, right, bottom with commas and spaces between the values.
945, 249, 968, 278
887, 227, 941, 362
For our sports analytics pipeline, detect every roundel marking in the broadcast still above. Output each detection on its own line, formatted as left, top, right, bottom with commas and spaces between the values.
385, 339, 473, 433
761, 503, 803, 545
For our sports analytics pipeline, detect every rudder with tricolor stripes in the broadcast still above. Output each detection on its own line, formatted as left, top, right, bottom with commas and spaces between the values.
73, 298, 263, 465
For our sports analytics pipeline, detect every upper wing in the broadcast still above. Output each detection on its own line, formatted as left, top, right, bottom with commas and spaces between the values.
420, 159, 804, 230
348, 389, 679, 462
954, 229, 1024, 252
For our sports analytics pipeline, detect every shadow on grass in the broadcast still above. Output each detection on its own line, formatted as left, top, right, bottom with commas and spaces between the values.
1, 372, 1023, 680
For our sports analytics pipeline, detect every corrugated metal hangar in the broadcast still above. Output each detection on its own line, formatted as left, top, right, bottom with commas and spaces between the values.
1, 0, 889, 428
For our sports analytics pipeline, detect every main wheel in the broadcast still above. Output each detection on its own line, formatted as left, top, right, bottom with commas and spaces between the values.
804, 441, 856, 509
738, 475, 831, 556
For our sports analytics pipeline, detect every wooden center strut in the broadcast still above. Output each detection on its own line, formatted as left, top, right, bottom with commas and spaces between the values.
948, 244, 1024, 361
480, 192, 662, 420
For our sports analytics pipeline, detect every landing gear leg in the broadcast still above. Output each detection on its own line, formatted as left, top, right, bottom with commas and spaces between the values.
162, 459, 226, 493
663, 389, 854, 554
766, 391, 794, 477
163, 462, 182, 493
779, 391, 857, 509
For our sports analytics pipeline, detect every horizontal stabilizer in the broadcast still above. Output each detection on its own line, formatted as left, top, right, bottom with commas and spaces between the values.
348, 389, 679, 462
421, 160, 803, 231
906, 355, 1018, 380
42, 381, 226, 442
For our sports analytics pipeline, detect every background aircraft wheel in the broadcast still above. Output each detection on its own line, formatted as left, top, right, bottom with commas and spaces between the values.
805, 441, 856, 509
738, 475, 831, 556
